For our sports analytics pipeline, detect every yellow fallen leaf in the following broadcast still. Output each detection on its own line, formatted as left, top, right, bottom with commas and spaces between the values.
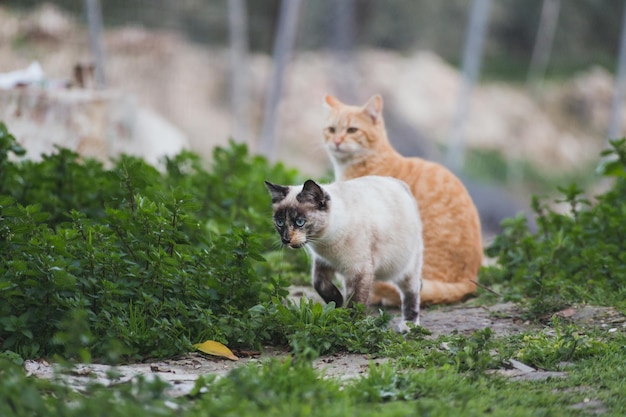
193, 340, 239, 361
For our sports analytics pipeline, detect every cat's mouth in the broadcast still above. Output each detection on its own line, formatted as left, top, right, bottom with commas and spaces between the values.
328, 144, 358, 159
287, 242, 304, 249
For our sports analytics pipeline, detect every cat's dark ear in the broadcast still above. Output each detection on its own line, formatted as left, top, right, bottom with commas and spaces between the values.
298, 180, 329, 210
323, 94, 342, 110
363, 94, 383, 124
265, 181, 290, 203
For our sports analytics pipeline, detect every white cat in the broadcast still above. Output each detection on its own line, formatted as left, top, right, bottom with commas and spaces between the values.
265, 176, 424, 332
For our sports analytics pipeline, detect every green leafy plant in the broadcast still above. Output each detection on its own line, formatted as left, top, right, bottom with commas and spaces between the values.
0, 122, 300, 360
482, 138, 626, 318
266, 298, 402, 359
512, 321, 607, 370
447, 328, 497, 373
597, 138, 626, 179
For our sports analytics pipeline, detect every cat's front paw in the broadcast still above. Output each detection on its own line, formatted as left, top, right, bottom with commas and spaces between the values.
389, 317, 410, 333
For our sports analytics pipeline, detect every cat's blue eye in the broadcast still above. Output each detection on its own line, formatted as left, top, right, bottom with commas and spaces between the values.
295, 218, 306, 227
276, 219, 285, 227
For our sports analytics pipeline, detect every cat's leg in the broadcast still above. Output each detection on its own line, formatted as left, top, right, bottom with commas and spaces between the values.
345, 271, 374, 308
312, 258, 344, 307
393, 272, 422, 332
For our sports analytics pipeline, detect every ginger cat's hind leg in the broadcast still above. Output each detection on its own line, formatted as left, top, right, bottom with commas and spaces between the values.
369, 282, 402, 306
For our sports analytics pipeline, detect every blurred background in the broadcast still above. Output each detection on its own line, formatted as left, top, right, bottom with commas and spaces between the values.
1, 0, 625, 236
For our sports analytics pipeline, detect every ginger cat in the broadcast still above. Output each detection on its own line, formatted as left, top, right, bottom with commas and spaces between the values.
265, 176, 423, 332
322, 94, 483, 305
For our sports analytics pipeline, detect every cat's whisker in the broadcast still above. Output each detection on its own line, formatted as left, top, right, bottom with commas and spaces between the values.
270, 238, 284, 251
301, 246, 313, 262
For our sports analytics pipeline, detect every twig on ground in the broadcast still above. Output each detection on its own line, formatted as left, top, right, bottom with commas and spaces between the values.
470, 279, 502, 297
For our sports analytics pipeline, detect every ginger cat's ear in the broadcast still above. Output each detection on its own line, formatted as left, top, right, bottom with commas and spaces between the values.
363, 94, 383, 123
323, 95, 342, 110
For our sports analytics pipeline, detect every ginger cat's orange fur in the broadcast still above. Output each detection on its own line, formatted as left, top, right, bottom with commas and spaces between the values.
322, 94, 483, 305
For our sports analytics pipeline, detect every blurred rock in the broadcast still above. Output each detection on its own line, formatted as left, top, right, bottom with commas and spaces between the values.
0, 87, 188, 166
20, 3, 76, 42
560, 66, 615, 135
0, 61, 44, 89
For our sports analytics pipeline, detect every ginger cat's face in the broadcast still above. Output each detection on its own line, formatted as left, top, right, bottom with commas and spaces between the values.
322, 95, 384, 160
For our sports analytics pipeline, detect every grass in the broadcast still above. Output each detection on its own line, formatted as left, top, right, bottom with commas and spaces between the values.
2, 323, 624, 416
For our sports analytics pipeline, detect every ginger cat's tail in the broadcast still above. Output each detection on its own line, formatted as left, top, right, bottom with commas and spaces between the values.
370, 280, 476, 306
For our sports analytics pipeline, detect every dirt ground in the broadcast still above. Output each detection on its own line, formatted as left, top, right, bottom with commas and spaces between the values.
24, 292, 625, 398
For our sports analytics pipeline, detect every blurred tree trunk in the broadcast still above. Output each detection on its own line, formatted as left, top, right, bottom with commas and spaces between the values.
446, 0, 492, 173
527, 0, 560, 94
228, 0, 250, 144
330, 0, 358, 103
258, 0, 303, 160
84, 0, 106, 87
608, 1, 626, 141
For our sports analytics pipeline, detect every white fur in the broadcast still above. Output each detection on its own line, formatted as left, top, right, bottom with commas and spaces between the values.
314, 177, 421, 279
325, 142, 366, 179
286, 176, 423, 330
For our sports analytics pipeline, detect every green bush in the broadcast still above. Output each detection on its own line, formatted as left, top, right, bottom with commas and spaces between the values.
482, 138, 626, 317
0, 122, 299, 360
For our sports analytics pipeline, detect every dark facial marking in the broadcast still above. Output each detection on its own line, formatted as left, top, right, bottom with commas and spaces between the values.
297, 179, 330, 211
273, 206, 310, 245
264, 181, 290, 203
